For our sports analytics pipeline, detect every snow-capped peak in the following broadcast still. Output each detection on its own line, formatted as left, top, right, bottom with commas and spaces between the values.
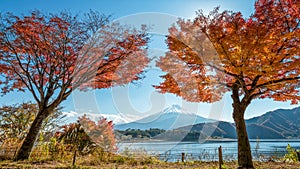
160, 104, 196, 115
162, 104, 182, 114
61, 111, 130, 125
62, 111, 78, 117
86, 113, 130, 125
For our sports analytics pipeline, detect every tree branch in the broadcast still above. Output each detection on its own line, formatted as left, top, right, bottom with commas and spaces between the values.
256, 76, 300, 88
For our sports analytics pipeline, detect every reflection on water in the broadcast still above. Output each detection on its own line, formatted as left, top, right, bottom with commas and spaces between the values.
117, 139, 300, 162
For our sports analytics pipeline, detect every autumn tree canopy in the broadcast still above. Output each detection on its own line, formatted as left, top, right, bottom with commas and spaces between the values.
0, 10, 149, 160
156, 6, 300, 104
56, 115, 116, 154
155, 0, 299, 168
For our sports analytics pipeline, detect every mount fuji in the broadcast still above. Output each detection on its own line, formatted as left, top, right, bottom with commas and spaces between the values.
115, 104, 215, 130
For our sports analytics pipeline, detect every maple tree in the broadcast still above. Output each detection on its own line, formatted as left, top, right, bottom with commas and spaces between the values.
78, 115, 116, 152
55, 115, 116, 165
0, 102, 64, 144
154, 0, 300, 168
0, 10, 149, 160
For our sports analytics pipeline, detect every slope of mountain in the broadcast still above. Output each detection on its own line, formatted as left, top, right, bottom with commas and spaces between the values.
153, 121, 237, 141
115, 105, 215, 130
174, 106, 300, 139
62, 111, 130, 125
246, 106, 300, 138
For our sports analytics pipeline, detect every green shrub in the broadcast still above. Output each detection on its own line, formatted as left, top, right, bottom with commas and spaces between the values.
284, 144, 298, 162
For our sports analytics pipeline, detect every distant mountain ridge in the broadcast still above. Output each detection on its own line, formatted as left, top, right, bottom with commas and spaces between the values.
246, 107, 300, 139
65, 105, 300, 139
115, 105, 215, 130
176, 106, 300, 139
115, 105, 300, 140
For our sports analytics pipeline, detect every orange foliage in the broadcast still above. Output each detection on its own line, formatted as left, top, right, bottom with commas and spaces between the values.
155, 0, 300, 104
56, 115, 116, 153
79, 115, 116, 152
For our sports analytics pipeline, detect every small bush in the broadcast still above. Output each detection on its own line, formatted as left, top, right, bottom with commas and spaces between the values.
284, 144, 298, 162
0, 138, 21, 160
113, 155, 126, 164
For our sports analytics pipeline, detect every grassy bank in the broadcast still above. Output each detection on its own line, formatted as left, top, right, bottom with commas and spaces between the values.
1, 159, 299, 169
1, 142, 299, 169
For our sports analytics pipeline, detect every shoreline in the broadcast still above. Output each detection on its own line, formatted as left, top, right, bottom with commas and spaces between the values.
117, 138, 300, 143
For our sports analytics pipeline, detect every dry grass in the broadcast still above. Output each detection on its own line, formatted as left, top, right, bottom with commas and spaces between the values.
0, 160, 299, 169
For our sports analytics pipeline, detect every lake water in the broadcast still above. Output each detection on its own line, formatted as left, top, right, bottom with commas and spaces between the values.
117, 139, 300, 162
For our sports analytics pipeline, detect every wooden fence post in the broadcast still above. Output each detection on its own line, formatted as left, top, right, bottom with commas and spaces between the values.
218, 146, 223, 169
72, 149, 77, 166
181, 152, 185, 162
296, 151, 300, 162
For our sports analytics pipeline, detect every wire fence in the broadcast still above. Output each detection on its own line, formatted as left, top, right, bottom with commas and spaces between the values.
0, 146, 290, 162
121, 147, 288, 162
153, 147, 237, 162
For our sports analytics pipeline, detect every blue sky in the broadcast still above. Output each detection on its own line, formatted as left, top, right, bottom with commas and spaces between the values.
0, 0, 298, 123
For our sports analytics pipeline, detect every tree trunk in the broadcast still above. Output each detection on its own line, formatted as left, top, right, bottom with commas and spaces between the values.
72, 148, 77, 166
14, 109, 49, 160
233, 102, 254, 169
